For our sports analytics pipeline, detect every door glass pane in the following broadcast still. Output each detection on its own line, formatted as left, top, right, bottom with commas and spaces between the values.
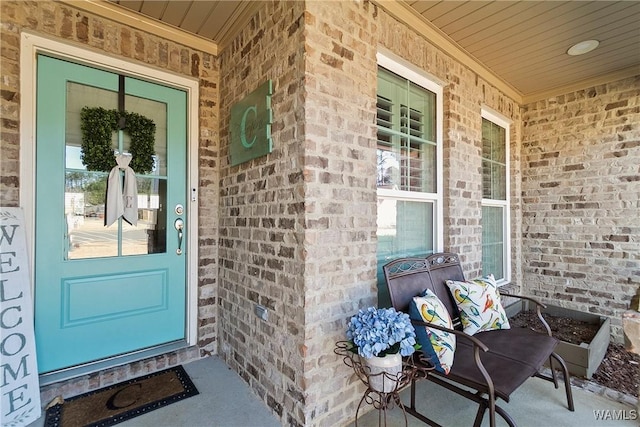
64, 82, 168, 259
66, 82, 118, 170
122, 178, 167, 256
124, 94, 167, 176
65, 172, 117, 259
64, 173, 168, 259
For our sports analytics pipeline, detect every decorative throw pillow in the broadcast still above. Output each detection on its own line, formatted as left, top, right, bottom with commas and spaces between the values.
445, 274, 511, 336
409, 289, 456, 374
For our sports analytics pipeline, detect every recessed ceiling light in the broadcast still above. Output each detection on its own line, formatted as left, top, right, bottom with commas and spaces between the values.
567, 40, 600, 56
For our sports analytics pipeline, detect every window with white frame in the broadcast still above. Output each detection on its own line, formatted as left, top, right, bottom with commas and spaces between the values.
376, 55, 443, 279
481, 109, 510, 282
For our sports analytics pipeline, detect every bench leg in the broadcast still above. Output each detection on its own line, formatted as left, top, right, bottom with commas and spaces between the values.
472, 397, 517, 427
472, 400, 487, 427
403, 381, 444, 427
550, 352, 575, 412
548, 356, 559, 389
410, 378, 417, 410
495, 404, 517, 427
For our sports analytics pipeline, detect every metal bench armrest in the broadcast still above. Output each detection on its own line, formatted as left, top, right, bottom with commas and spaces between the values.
410, 318, 496, 416
501, 293, 552, 336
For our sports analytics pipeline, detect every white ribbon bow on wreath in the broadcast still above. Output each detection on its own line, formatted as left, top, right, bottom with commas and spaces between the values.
105, 153, 138, 227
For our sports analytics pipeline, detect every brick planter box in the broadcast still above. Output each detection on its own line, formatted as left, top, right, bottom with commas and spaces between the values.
507, 302, 610, 379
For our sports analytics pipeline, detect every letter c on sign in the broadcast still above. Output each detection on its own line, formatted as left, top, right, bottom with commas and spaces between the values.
240, 106, 257, 148
106, 384, 143, 410
1, 306, 23, 329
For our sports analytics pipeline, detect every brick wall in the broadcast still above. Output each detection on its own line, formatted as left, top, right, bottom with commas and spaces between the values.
0, 0, 219, 403
522, 76, 640, 340
217, 1, 308, 425
301, 1, 379, 425
217, 1, 378, 425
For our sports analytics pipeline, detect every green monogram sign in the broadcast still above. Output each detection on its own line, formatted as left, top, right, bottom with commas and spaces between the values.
230, 80, 273, 166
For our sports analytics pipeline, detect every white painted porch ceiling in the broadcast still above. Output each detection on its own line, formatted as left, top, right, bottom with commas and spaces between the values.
108, 0, 640, 101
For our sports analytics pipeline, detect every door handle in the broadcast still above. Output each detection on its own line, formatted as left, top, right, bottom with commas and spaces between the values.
174, 218, 184, 255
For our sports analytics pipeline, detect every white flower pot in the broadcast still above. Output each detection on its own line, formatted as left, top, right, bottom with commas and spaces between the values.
364, 353, 403, 393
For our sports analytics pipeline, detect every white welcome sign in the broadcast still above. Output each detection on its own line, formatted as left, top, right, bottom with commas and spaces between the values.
0, 208, 41, 427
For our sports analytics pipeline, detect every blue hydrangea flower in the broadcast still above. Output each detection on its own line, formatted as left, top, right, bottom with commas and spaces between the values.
346, 307, 417, 358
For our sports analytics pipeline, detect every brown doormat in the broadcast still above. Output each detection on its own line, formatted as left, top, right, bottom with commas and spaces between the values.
44, 365, 199, 427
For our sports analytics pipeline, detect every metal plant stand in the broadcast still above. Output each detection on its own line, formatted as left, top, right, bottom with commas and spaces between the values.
334, 341, 433, 427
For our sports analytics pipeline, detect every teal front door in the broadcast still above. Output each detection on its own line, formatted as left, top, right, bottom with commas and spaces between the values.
35, 55, 188, 374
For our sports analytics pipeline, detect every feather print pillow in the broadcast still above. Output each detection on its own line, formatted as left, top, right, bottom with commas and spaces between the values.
445, 274, 510, 336
409, 289, 456, 374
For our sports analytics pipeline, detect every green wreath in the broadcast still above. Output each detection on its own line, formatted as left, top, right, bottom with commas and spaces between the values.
80, 106, 156, 174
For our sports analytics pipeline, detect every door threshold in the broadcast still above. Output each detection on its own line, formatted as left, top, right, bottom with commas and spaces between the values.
38, 340, 188, 386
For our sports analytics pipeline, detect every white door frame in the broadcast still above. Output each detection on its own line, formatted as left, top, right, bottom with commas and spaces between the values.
19, 32, 200, 362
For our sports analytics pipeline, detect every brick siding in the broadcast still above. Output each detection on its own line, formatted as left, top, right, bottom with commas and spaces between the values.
301, 2, 379, 425
522, 77, 640, 339
217, 2, 308, 425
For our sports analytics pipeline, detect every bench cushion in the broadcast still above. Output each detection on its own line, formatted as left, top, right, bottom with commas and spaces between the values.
475, 327, 558, 371
429, 328, 558, 401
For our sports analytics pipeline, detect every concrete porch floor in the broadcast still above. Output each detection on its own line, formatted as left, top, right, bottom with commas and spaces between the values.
353, 375, 637, 427
28, 356, 637, 426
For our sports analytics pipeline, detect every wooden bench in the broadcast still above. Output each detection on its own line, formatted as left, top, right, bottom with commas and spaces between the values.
383, 253, 575, 427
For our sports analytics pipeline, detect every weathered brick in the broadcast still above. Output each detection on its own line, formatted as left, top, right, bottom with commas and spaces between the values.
522, 76, 639, 343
